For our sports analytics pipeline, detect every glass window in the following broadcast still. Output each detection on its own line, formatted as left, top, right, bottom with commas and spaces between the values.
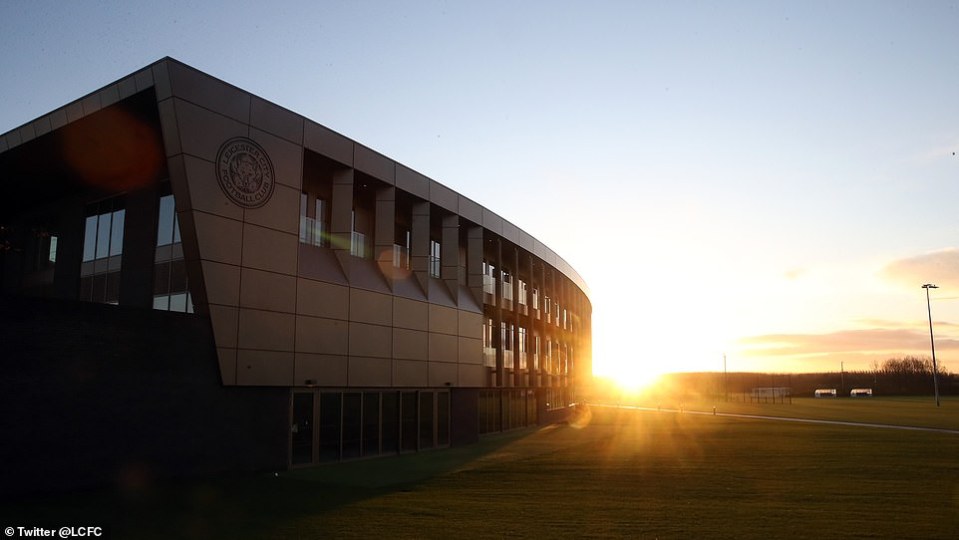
109, 209, 124, 257
48, 235, 58, 263
342, 393, 362, 459
437, 392, 450, 447
153, 192, 192, 313
82, 215, 97, 262
429, 239, 441, 278
483, 318, 496, 368
401, 392, 418, 452
381, 392, 399, 454
157, 195, 176, 246
350, 211, 368, 258
419, 392, 434, 449
315, 199, 325, 246
533, 335, 541, 371
299, 193, 327, 248
291, 393, 315, 466
502, 271, 513, 301
168, 293, 188, 313
482, 262, 496, 296
80, 199, 125, 304
319, 392, 342, 462
95, 212, 111, 259
363, 393, 380, 456
299, 193, 309, 244
518, 326, 528, 370
393, 229, 411, 269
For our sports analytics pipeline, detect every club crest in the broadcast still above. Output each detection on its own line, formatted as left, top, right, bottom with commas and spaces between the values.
215, 137, 275, 209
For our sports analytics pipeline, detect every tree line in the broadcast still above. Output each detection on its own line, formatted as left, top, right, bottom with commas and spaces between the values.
656, 356, 957, 398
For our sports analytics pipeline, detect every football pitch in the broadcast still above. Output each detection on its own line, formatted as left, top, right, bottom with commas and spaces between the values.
4, 398, 958, 538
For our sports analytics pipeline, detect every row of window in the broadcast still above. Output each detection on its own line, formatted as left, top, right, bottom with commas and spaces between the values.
291, 389, 450, 465
298, 182, 584, 312
478, 389, 538, 435
77, 190, 191, 312
74, 187, 575, 323
482, 262, 574, 331
299, 192, 447, 279
481, 319, 573, 375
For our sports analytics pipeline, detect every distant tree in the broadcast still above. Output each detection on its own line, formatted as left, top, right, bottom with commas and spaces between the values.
879, 356, 945, 395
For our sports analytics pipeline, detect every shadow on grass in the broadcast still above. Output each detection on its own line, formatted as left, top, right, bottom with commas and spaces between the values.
0, 428, 536, 539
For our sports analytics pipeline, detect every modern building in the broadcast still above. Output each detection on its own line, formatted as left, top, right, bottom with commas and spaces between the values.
0, 58, 591, 496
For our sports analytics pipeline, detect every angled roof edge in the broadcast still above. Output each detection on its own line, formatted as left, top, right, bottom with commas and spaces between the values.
0, 57, 590, 299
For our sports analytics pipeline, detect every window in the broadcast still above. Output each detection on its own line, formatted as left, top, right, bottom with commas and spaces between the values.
483, 318, 496, 367
419, 392, 434, 449
291, 392, 314, 466
381, 392, 399, 454
501, 322, 514, 369
518, 326, 528, 370
401, 392, 418, 452
350, 211, 367, 258
437, 392, 450, 447
154, 193, 193, 313
502, 271, 513, 302
393, 229, 411, 269
342, 393, 362, 459
363, 393, 381, 456
156, 194, 180, 246
80, 198, 125, 304
518, 279, 527, 306
319, 392, 342, 462
47, 235, 58, 264
429, 239, 441, 278
545, 339, 553, 374
482, 262, 496, 296
299, 193, 327, 247
533, 335, 541, 371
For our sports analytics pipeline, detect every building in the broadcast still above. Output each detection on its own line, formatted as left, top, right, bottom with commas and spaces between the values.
0, 58, 592, 496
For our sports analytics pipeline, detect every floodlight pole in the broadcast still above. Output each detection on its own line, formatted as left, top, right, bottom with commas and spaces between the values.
923, 284, 941, 407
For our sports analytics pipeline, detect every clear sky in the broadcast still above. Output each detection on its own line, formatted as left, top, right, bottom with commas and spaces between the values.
2, 1, 958, 381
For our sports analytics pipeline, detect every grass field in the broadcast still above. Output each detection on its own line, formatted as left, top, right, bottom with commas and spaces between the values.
3, 399, 958, 538
623, 395, 959, 431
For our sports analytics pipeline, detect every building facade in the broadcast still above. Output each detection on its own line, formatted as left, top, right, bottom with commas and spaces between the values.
0, 58, 591, 495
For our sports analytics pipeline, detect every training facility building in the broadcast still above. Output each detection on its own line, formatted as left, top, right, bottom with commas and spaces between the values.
0, 58, 592, 496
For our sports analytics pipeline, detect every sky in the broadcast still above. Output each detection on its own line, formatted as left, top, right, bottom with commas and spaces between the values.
2, 1, 958, 381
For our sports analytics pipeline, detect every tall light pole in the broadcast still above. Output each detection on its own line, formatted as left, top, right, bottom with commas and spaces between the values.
922, 284, 941, 407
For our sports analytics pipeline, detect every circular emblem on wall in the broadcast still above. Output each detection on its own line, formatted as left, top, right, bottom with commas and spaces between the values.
215, 137, 275, 209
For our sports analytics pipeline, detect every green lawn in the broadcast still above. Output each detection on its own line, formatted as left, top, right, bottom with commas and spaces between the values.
4, 402, 959, 539
622, 395, 959, 431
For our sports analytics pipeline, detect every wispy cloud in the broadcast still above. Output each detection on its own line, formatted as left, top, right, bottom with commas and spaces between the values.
783, 267, 806, 281
911, 139, 959, 164
880, 248, 959, 290
738, 328, 959, 357
855, 318, 959, 331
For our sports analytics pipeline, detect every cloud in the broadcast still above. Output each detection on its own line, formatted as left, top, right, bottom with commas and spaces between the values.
783, 267, 806, 281
855, 318, 959, 331
912, 139, 959, 164
880, 248, 959, 290
738, 328, 959, 357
